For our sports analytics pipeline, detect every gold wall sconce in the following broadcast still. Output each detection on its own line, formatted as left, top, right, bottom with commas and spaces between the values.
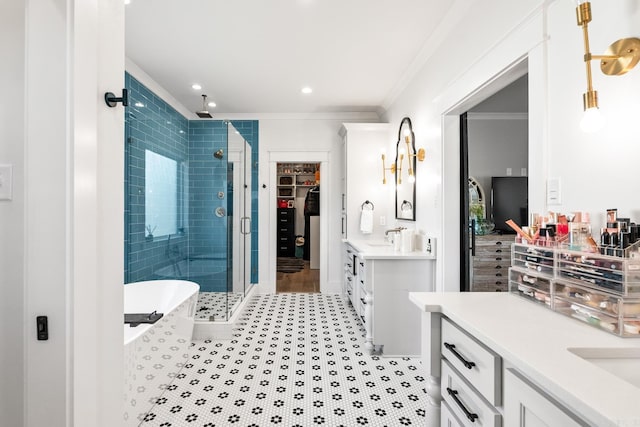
381, 153, 402, 185
575, 0, 640, 132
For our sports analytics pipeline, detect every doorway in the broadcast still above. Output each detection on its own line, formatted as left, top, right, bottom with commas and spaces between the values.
275, 162, 321, 292
460, 74, 529, 292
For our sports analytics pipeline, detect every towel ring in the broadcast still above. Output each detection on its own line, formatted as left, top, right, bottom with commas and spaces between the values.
401, 200, 413, 211
361, 200, 375, 210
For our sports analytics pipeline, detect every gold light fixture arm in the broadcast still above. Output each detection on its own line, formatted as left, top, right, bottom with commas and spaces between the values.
575, 1, 640, 111
397, 154, 404, 185
405, 136, 414, 177
381, 154, 397, 185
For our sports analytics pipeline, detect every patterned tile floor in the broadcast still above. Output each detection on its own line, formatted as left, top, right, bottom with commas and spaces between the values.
195, 292, 243, 322
142, 293, 429, 427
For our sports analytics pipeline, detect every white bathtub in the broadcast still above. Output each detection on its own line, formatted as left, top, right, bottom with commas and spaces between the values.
123, 280, 199, 426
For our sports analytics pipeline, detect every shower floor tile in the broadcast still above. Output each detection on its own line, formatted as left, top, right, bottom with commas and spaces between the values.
141, 293, 429, 427
195, 292, 243, 322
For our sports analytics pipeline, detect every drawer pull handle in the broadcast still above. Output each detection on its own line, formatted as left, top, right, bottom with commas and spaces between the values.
496, 241, 503, 245
495, 265, 502, 269
496, 249, 502, 253
495, 273, 503, 277
443, 343, 476, 369
360, 262, 364, 267
360, 297, 366, 305
495, 257, 502, 261
447, 388, 479, 423
360, 315, 365, 324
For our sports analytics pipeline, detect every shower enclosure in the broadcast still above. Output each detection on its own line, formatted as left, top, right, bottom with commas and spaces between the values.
124, 73, 256, 322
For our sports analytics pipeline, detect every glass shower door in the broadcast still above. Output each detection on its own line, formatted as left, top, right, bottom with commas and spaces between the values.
228, 122, 252, 306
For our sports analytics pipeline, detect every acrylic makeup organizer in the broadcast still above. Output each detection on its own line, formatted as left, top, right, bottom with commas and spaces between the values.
509, 240, 640, 337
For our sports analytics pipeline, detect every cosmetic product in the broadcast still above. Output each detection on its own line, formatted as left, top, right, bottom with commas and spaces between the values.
505, 219, 534, 243
538, 228, 548, 246
611, 231, 620, 247
607, 208, 618, 223
630, 224, 638, 244
621, 231, 630, 249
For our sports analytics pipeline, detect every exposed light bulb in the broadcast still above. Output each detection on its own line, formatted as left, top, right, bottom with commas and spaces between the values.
408, 175, 416, 184
208, 102, 217, 107
301, 87, 313, 94
580, 107, 605, 133
191, 84, 202, 90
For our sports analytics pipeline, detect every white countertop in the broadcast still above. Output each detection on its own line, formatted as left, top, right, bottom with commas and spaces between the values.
344, 239, 436, 260
409, 292, 640, 427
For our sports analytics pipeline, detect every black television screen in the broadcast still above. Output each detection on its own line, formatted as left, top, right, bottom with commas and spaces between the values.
491, 177, 528, 233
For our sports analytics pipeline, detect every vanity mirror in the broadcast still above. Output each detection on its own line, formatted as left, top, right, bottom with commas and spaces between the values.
395, 117, 417, 221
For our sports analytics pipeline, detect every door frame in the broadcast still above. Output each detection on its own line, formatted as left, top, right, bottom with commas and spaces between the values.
267, 151, 329, 294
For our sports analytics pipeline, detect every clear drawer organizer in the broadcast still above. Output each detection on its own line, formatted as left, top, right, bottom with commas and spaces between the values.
509, 240, 640, 337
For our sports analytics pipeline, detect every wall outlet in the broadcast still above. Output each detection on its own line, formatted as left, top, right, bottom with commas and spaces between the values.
379, 215, 386, 226
506, 168, 512, 176
521, 167, 527, 176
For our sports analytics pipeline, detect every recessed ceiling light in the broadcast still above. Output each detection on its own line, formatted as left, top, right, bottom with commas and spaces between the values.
301, 87, 313, 94
124, 0, 131, 4
192, 84, 202, 90
208, 101, 217, 108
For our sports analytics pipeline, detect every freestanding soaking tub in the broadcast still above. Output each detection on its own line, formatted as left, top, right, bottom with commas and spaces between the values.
123, 280, 199, 426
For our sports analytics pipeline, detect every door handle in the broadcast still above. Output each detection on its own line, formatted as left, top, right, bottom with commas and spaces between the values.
470, 219, 476, 256
241, 216, 251, 235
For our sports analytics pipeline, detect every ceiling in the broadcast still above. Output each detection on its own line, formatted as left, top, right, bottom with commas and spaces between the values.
125, 0, 456, 117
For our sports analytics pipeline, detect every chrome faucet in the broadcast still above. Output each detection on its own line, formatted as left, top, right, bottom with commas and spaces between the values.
384, 227, 405, 236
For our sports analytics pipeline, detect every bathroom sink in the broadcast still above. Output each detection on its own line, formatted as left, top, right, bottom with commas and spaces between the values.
568, 347, 640, 389
367, 241, 392, 247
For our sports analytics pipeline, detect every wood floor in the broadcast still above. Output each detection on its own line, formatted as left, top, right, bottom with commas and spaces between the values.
276, 260, 320, 293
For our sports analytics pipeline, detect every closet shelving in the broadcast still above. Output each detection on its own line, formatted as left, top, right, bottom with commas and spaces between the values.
277, 163, 318, 199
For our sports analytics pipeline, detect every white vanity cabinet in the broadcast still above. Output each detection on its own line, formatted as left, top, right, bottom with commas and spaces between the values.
504, 369, 585, 427
343, 240, 436, 356
410, 293, 640, 427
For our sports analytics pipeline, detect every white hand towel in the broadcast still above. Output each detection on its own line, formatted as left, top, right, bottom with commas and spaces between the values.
360, 209, 373, 234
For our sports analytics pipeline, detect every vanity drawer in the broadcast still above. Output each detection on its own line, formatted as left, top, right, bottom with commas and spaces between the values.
357, 257, 366, 277
441, 399, 465, 427
441, 360, 501, 427
441, 317, 501, 406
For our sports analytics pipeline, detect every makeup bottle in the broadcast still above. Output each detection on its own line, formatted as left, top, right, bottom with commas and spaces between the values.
600, 228, 610, 255
538, 228, 548, 247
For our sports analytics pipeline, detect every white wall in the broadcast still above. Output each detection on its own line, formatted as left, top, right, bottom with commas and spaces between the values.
382, 0, 640, 291
0, 3, 25, 426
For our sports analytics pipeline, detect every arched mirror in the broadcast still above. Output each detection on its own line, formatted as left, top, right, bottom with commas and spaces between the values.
395, 117, 416, 221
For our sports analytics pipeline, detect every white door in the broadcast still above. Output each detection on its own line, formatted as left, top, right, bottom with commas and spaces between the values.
21, 1, 125, 426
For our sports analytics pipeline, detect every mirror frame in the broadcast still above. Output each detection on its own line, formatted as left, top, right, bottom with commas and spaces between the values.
395, 117, 416, 221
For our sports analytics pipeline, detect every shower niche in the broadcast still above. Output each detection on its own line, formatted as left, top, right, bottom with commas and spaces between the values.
124, 73, 258, 324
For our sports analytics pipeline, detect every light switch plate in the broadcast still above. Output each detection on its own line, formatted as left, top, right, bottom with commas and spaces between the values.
0, 164, 12, 200
547, 177, 561, 205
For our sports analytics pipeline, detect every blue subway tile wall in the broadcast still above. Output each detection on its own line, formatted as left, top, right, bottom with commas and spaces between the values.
124, 73, 190, 286
124, 72, 259, 295
187, 120, 229, 292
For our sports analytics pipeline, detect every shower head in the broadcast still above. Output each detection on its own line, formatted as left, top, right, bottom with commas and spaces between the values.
196, 94, 213, 118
